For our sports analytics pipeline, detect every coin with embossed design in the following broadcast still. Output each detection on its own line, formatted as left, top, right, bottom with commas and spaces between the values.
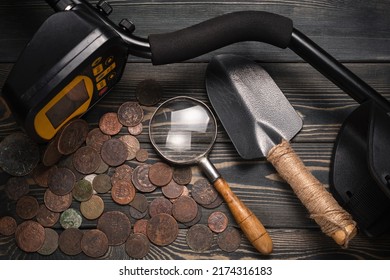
99, 112, 123, 135
81, 229, 109, 258
36, 204, 60, 227
127, 122, 143, 136
191, 178, 218, 206
92, 174, 112, 194
217, 226, 241, 252
86, 127, 111, 151
117, 101, 144, 127
208, 211, 228, 233
149, 162, 173, 187
135, 148, 148, 162
132, 164, 156, 193
80, 195, 104, 220
147, 213, 178, 246
47, 167, 76, 196
125, 233, 150, 259
133, 219, 148, 235
16, 195, 39, 220
57, 118, 89, 155
100, 138, 128, 167
58, 228, 83, 256
97, 211, 131, 246
119, 135, 140, 160
73, 146, 101, 174
72, 179, 93, 202
111, 164, 133, 186
60, 208, 83, 229
162, 180, 184, 199
15, 220, 45, 253
172, 196, 198, 223
149, 197, 172, 217
44, 189, 72, 213
173, 166, 192, 185
111, 180, 136, 205
186, 224, 214, 252
0, 216, 17, 236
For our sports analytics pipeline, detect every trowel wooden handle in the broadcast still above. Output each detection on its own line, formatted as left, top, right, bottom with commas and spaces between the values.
267, 140, 357, 247
213, 177, 273, 255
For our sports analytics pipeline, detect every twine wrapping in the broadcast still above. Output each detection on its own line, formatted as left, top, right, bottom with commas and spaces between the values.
267, 140, 357, 247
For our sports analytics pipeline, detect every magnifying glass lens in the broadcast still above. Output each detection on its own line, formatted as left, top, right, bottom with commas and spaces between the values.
149, 97, 217, 164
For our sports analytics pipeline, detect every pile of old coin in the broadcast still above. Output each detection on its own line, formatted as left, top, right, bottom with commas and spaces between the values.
0, 79, 241, 258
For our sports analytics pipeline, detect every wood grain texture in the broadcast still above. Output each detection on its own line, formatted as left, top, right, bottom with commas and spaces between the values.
1, 0, 390, 260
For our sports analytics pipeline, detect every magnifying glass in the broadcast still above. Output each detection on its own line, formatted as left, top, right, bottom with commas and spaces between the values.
149, 96, 273, 254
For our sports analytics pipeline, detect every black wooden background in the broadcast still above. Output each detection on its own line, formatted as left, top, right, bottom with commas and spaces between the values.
0, 0, 390, 260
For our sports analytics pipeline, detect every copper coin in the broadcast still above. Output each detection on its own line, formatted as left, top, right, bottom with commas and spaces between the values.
5, 176, 29, 201
86, 127, 111, 151
58, 154, 84, 181
111, 164, 133, 186
0, 216, 17, 236
201, 193, 223, 209
125, 233, 150, 259
0, 132, 40, 176
111, 180, 136, 205
99, 112, 123, 135
132, 164, 157, 193
38, 228, 59, 256
97, 211, 131, 246
100, 138, 128, 167
72, 179, 93, 202
182, 204, 202, 227
36, 204, 60, 227
147, 213, 178, 246
16, 195, 39, 220
60, 208, 83, 229
80, 195, 104, 220
117, 101, 144, 127
81, 229, 109, 258
186, 224, 214, 252
172, 196, 198, 223
149, 162, 173, 187
162, 180, 184, 199
127, 123, 143, 136
15, 220, 45, 253
129, 193, 148, 213
95, 160, 109, 174
136, 79, 163, 106
173, 166, 192, 185
217, 226, 241, 252
149, 197, 172, 217
133, 219, 148, 235
135, 148, 148, 162
44, 189, 73, 213
129, 206, 148, 220
208, 211, 229, 233
92, 174, 112, 194
73, 146, 101, 174
42, 136, 63, 166
58, 228, 83, 256
191, 178, 218, 205
169, 185, 190, 203
119, 135, 140, 160
57, 118, 89, 155
33, 164, 56, 188
47, 167, 76, 196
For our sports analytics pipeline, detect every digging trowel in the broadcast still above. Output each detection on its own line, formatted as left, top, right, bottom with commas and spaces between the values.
206, 54, 357, 247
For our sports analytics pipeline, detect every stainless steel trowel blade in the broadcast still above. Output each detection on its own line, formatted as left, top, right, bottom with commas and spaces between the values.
206, 54, 302, 159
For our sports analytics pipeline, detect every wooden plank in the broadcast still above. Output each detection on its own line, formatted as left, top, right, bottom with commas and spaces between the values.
0, 1, 389, 62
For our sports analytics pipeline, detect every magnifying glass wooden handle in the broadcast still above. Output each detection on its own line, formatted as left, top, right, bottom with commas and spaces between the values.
213, 177, 273, 255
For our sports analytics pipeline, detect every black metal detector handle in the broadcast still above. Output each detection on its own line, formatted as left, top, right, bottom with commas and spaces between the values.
148, 11, 390, 114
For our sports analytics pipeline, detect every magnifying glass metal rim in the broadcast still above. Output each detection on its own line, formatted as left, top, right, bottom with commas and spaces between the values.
149, 95, 218, 166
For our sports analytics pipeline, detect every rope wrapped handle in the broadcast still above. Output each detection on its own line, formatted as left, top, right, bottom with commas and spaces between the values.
267, 140, 357, 247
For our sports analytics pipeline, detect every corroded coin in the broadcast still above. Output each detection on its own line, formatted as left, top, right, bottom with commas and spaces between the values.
47, 167, 76, 196
16, 195, 39, 220
148, 162, 173, 187
129, 193, 148, 213
183, 204, 202, 227
208, 211, 229, 233
95, 160, 109, 174
86, 127, 111, 151
129, 206, 148, 220
111, 180, 136, 205
15, 220, 45, 253
147, 213, 178, 246
97, 211, 131, 246
186, 224, 214, 252
42, 137, 63, 167
119, 135, 140, 160
38, 228, 59, 256
135, 148, 148, 162
162, 180, 184, 199
57, 118, 89, 155
80, 195, 104, 220
100, 138, 128, 167
217, 226, 241, 252
58, 154, 84, 181
36, 204, 60, 227
33, 164, 56, 188
191, 178, 218, 206
99, 112, 123, 135
92, 174, 112, 194
72, 146, 101, 174
136, 79, 163, 106
117, 101, 144, 127
58, 228, 83, 256
72, 179, 93, 202
5, 176, 29, 201
111, 164, 133, 186
81, 229, 109, 258
173, 166, 192, 185
133, 219, 148, 235
60, 208, 83, 229
44, 189, 73, 213
127, 122, 143, 136
132, 164, 156, 193
0, 216, 17, 236
200, 193, 223, 209
172, 196, 198, 223
125, 233, 150, 259
0, 132, 40, 176
149, 197, 172, 217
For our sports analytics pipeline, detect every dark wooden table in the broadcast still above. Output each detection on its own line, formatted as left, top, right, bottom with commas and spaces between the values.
1, 0, 390, 260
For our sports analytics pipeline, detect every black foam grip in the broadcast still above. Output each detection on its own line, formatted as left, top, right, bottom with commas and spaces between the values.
148, 11, 293, 65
